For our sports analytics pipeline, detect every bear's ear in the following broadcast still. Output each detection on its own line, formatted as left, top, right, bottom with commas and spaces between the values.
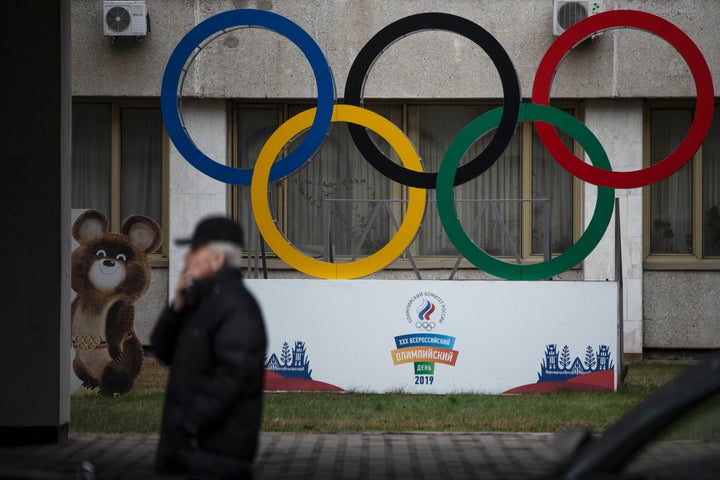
122, 215, 163, 254
72, 210, 108, 243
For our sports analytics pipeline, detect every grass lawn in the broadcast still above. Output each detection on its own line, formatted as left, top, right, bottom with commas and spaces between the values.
70, 359, 689, 434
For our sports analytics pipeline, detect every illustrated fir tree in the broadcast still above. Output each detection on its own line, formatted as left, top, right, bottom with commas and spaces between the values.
584, 345, 597, 371
280, 341, 292, 366
559, 345, 571, 370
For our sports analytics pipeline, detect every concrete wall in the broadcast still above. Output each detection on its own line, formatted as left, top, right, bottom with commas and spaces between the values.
644, 271, 720, 349
582, 100, 644, 355
133, 268, 168, 344
72, 0, 720, 99
167, 99, 230, 298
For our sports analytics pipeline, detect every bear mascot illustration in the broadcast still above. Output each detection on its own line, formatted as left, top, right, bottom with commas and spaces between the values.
71, 209, 162, 395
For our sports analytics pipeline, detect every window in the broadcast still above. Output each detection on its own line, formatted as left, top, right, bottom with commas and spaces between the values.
71, 101, 168, 259
646, 104, 720, 262
406, 105, 576, 259
284, 104, 399, 258
233, 102, 578, 266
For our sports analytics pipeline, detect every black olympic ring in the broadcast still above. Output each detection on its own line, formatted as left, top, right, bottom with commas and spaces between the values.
343, 12, 522, 189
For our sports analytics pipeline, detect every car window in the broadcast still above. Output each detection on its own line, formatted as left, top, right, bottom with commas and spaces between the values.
623, 391, 720, 479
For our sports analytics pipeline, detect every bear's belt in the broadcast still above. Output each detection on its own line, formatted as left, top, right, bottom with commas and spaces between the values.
72, 332, 135, 351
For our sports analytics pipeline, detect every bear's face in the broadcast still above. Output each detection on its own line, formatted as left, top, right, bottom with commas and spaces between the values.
72, 210, 162, 300
87, 239, 129, 291
73, 233, 145, 294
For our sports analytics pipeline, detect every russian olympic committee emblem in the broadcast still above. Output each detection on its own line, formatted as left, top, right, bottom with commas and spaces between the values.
405, 291, 447, 330
392, 292, 457, 386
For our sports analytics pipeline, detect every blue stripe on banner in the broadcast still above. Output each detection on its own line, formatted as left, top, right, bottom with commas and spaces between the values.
394, 333, 456, 349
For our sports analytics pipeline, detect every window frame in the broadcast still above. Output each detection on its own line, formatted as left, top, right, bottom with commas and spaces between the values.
643, 100, 720, 270
72, 98, 170, 266
230, 100, 583, 269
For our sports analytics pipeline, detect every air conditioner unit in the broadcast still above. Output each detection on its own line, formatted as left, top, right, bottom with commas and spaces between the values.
103, 1, 148, 37
552, 1, 606, 36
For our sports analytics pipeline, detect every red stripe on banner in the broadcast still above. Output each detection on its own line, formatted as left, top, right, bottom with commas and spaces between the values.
264, 370, 345, 392
502, 370, 615, 394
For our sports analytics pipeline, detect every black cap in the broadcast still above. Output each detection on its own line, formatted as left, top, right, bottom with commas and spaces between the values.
175, 216, 244, 249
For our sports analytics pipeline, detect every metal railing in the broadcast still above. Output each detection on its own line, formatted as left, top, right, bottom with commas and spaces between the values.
245, 197, 552, 280
322, 198, 551, 279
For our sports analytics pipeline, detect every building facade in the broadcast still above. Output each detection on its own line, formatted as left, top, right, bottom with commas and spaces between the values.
71, 0, 720, 358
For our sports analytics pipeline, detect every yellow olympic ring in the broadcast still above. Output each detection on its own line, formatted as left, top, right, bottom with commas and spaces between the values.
251, 105, 426, 279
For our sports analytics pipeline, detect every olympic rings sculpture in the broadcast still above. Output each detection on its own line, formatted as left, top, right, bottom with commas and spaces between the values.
161, 9, 714, 280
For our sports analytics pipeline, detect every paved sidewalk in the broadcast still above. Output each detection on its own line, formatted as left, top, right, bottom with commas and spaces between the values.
0, 432, 559, 480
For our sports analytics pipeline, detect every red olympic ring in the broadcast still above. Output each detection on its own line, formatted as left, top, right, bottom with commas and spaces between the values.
532, 10, 714, 189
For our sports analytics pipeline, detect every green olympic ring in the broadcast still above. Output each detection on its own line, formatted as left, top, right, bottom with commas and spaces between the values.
437, 103, 615, 281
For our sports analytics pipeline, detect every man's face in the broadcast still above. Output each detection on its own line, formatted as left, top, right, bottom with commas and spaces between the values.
181, 244, 224, 281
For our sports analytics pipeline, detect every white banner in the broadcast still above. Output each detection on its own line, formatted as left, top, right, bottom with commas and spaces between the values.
246, 280, 619, 394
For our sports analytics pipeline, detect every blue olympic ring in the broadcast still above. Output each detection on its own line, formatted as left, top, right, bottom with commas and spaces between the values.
161, 9, 335, 185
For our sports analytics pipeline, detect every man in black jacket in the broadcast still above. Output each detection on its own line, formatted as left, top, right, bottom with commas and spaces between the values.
152, 216, 267, 480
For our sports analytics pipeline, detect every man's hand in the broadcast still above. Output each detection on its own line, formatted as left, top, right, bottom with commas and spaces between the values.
171, 270, 193, 312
